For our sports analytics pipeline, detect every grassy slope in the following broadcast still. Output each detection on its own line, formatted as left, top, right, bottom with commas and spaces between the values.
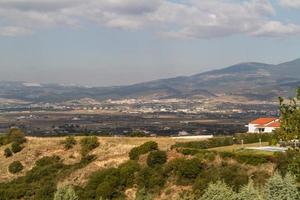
0, 136, 201, 185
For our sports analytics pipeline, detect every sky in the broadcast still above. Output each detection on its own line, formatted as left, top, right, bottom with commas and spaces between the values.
0, 0, 300, 87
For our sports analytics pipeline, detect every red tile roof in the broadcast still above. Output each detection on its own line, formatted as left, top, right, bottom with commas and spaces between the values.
266, 121, 281, 128
250, 118, 278, 125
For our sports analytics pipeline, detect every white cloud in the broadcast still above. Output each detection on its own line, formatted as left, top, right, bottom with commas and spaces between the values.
279, 0, 300, 9
0, 26, 32, 36
0, 0, 299, 38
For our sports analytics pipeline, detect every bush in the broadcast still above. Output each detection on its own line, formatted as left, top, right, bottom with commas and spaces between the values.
194, 163, 248, 194
172, 137, 234, 150
201, 181, 237, 200
167, 158, 203, 185
54, 185, 79, 200
80, 136, 99, 156
234, 133, 274, 144
8, 161, 24, 174
4, 148, 12, 157
129, 141, 158, 160
265, 172, 300, 200
7, 128, 26, 144
11, 142, 23, 153
147, 151, 167, 167
119, 160, 140, 187
220, 150, 274, 166
137, 166, 166, 193
0, 135, 9, 146
63, 136, 77, 150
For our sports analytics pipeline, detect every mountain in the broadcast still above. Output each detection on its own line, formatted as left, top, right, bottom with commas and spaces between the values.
1, 58, 300, 103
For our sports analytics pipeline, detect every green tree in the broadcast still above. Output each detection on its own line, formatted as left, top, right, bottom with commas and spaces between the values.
277, 87, 300, 141
53, 185, 79, 200
264, 172, 300, 200
201, 181, 237, 200
8, 161, 23, 174
11, 142, 23, 153
147, 150, 167, 167
238, 179, 263, 200
4, 148, 12, 157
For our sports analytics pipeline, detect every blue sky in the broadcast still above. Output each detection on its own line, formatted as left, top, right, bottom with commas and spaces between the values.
0, 0, 300, 86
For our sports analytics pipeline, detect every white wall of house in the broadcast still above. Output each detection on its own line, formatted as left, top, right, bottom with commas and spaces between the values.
247, 124, 276, 133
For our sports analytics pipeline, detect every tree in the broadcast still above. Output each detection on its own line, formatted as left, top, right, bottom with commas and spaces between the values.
4, 148, 12, 157
264, 172, 300, 200
201, 181, 237, 200
147, 150, 167, 167
277, 87, 300, 141
11, 142, 23, 153
8, 161, 24, 174
238, 179, 263, 200
7, 128, 26, 144
63, 136, 77, 150
53, 185, 79, 200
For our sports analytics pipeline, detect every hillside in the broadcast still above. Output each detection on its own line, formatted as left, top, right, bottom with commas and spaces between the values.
0, 135, 292, 200
0, 58, 300, 102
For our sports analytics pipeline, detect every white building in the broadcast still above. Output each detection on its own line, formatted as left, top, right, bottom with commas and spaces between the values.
247, 118, 280, 133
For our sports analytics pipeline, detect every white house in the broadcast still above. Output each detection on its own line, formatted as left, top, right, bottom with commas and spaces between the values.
247, 118, 280, 133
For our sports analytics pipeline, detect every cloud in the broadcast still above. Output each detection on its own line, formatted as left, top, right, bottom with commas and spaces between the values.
0, 26, 32, 36
279, 0, 300, 9
0, 0, 299, 38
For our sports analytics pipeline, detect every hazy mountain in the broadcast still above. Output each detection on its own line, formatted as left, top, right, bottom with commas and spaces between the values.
0, 58, 300, 103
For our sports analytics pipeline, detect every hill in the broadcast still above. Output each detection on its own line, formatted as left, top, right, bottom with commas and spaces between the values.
0, 58, 300, 103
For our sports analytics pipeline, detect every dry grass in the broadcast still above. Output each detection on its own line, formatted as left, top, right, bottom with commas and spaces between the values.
0, 136, 204, 185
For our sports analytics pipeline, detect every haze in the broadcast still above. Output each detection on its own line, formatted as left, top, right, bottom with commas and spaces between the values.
0, 0, 300, 86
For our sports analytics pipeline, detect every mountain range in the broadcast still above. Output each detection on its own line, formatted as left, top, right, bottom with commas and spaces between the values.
1, 58, 300, 103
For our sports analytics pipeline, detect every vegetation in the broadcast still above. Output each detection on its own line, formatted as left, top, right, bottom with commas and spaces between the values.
11, 142, 23, 153
80, 136, 99, 156
0, 155, 94, 200
129, 141, 158, 160
63, 136, 77, 150
53, 185, 79, 200
147, 150, 167, 167
8, 161, 24, 174
277, 87, 300, 141
7, 128, 26, 144
4, 148, 12, 158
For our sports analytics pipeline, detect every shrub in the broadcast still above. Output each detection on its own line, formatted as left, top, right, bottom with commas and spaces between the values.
11, 142, 23, 153
54, 185, 79, 200
63, 136, 77, 150
129, 141, 158, 160
119, 160, 140, 187
0, 135, 9, 146
194, 163, 248, 194
234, 133, 274, 144
8, 161, 24, 174
7, 128, 26, 144
147, 150, 167, 167
172, 137, 234, 150
80, 136, 99, 156
84, 168, 120, 199
4, 148, 12, 157
137, 166, 166, 193
167, 158, 203, 185
238, 179, 263, 200
201, 181, 237, 200
265, 172, 300, 200
235, 153, 272, 166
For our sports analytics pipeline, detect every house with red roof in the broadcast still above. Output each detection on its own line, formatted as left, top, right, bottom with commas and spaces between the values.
247, 118, 280, 133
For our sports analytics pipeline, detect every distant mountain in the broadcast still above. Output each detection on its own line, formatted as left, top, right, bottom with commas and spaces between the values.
1, 58, 300, 103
